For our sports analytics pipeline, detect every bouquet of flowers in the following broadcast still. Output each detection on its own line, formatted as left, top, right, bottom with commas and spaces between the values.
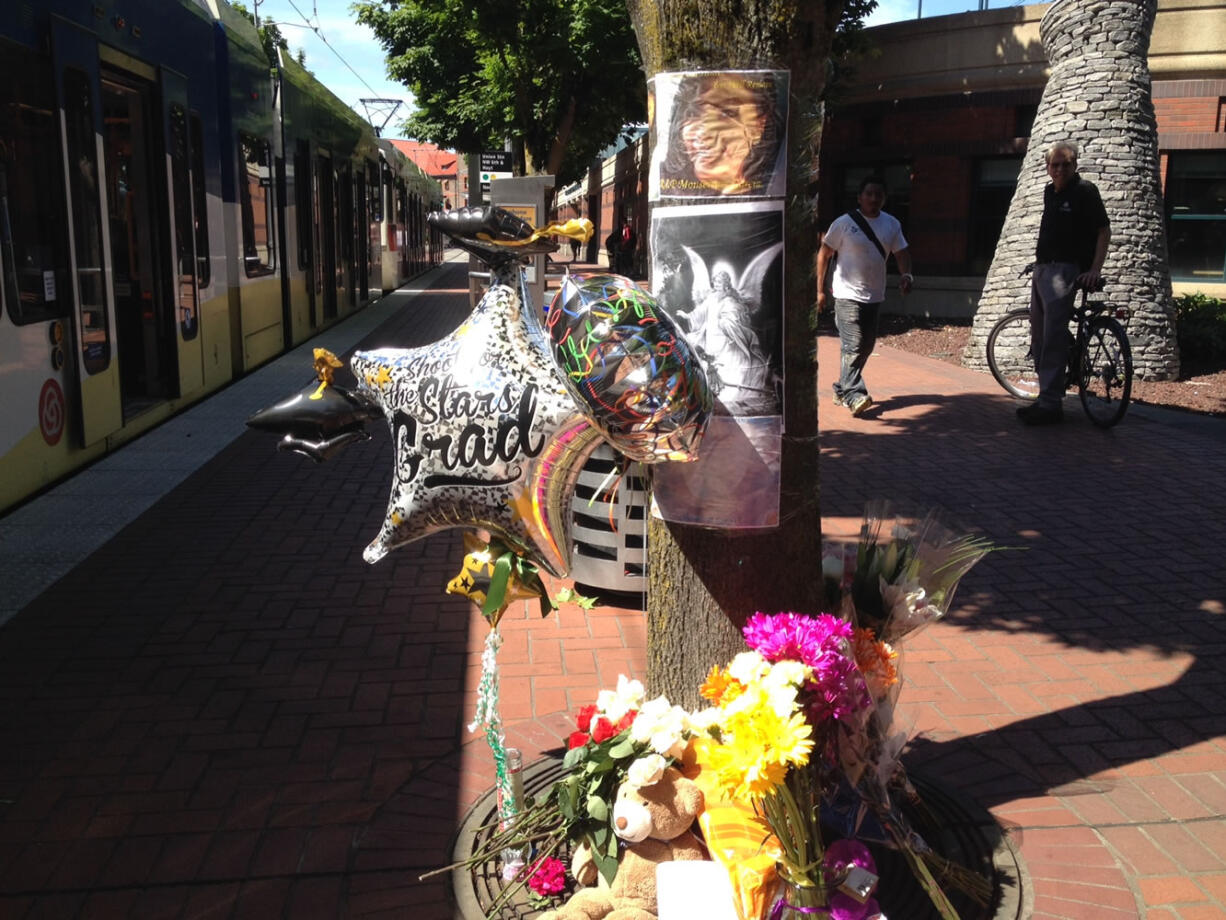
826, 505, 999, 644
692, 613, 884, 918
822, 507, 1001, 916
556, 675, 694, 883
429, 675, 695, 916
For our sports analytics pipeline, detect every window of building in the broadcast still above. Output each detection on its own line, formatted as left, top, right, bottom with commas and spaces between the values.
969, 156, 1023, 275
0, 46, 71, 326
1166, 152, 1226, 282
1015, 104, 1037, 138
238, 134, 275, 276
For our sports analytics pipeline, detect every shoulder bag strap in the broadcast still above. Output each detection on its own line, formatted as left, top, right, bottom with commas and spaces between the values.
846, 210, 887, 261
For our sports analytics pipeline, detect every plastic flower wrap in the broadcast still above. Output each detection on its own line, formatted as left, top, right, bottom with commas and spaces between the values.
842, 504, 999, 644
823, 505, 1000, 918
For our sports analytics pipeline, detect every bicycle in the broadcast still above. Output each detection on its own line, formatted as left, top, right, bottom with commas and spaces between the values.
985, 272, 1133, 428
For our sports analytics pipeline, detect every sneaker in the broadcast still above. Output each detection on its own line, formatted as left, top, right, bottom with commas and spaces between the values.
832, 392, 847, 407
1016, 403, 1063, 425
848, 394, 873, 417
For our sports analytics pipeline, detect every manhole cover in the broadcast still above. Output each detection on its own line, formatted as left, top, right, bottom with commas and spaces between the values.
451, 756, 1027, 920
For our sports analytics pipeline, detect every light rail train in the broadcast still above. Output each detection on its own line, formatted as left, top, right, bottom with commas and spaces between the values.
0, 0, 443, 513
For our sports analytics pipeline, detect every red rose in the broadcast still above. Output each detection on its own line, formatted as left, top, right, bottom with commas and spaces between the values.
576, 704, 598, 733
567, 731, 591, 750
591, 717, 620, 744
615, 710, 636, 732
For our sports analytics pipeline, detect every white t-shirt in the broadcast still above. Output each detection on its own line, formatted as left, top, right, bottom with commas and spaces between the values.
823, 210, 908, 303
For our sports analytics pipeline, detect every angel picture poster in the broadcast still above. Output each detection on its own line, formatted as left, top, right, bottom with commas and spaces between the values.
649, 201, 783, 529
650, 201, 784, 419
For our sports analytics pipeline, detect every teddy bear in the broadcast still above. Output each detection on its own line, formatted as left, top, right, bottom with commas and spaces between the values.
538, 766, 707, 920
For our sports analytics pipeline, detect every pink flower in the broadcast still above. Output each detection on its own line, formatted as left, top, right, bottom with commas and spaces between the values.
526, 856, 568, 896
743, 612, 871, 722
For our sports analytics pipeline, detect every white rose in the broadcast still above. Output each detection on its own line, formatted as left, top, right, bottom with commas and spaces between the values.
627, 753, 667, 788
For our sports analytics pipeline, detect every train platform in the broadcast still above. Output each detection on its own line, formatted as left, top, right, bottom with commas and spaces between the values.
1, 254, 1224, 920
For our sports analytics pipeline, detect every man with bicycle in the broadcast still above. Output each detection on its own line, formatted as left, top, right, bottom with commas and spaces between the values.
1018, 141, 1110, 426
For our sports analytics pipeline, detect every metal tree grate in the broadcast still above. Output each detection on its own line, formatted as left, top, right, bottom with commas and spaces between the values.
450, 756, 1028, 920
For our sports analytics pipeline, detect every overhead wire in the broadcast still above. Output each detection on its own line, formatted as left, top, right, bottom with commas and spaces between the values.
276, 0, 386, 100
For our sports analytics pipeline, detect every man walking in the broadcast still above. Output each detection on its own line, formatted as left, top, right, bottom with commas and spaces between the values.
1018, 141, 1111, 425
817, 175, 913, 416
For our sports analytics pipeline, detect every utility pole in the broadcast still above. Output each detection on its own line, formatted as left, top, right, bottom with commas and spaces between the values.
359, 99, 403, 138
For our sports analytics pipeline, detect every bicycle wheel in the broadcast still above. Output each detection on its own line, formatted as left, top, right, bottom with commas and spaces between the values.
1078, 316, 1133, 427
986, 309, 1039, 399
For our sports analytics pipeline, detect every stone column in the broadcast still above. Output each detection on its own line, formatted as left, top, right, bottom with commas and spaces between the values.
964, 0, 1178, 380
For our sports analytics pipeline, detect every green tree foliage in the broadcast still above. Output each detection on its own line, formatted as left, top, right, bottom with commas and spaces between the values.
230, 2, 298, 71
829, 0, 879, 94
354, 0, 647, 184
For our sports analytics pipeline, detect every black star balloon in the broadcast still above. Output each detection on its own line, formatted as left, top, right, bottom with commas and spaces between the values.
351, 268, 601, 577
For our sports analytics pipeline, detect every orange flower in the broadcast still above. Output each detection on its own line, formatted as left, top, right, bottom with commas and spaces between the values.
700, 665, 746, 705
853, 628, 899, 698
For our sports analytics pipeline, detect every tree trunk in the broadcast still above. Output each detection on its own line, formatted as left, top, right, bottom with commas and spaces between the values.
964, 0, 1178, 381
627, 0, 841, 709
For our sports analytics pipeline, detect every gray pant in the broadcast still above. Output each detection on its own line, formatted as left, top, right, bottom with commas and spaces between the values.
1029, 262, 1079, 409
833, 298, 881, 402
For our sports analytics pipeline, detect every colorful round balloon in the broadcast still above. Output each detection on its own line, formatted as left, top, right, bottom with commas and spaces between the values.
546, 273, 711, 463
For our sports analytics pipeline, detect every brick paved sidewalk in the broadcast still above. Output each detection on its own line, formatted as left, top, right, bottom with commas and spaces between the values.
0, 262, 1223, 919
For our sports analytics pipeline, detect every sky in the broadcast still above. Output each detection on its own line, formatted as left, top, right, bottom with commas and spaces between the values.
249, 0, 418, 138
250, 0, 1026, 139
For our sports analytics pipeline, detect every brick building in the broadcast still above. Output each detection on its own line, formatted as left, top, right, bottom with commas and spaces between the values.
816, 0, 1226, 317
388, 140, 468, 210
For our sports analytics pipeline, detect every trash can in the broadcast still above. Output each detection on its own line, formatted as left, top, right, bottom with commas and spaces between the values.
570, 443, 647, 597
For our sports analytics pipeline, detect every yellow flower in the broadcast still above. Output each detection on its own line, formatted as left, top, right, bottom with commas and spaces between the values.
706, 697, 814, 801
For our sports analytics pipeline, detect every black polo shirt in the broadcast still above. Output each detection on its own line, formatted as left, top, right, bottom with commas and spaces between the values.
1035, 174, 1109, 271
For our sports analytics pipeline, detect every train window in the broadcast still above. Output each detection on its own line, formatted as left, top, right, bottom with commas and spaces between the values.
190, 113, 209, 288
63, 68, 111, 374
0, 48, 71, 326
238, 134, 275, 276
169, 104, 198, 340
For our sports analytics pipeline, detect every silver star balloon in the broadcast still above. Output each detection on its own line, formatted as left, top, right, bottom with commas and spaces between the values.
351, 265, 600, 577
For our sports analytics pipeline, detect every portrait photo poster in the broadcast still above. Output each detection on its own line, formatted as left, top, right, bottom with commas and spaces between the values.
648, 69, 789, 201
649, 201, 785, 529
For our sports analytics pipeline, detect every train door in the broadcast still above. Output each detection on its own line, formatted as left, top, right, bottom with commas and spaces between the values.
314, 152, 337, 320
294, 139, 316, 329
355, 164, 369, 301
51, 17, 121, 445
339, 161, 355, 308
162, 68, 204, 398
99, 62, 177, 418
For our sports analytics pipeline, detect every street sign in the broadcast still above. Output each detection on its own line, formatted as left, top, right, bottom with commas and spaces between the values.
480, 151, 513, 173
479, 150, 512, 194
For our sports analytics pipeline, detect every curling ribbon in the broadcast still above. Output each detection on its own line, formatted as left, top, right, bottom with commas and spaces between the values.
467, 628, 519, 822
